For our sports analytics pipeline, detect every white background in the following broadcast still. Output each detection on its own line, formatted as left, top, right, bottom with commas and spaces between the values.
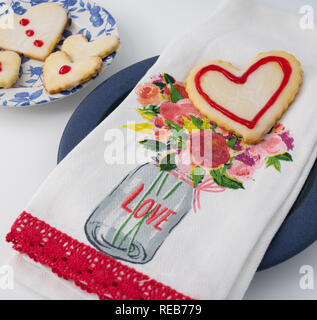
0, 0, 316, 299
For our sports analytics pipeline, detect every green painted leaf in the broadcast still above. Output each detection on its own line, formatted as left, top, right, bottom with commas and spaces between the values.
226, 136, 238, 149
189, 115, 203, 129
210, 122, 218, 133
169, 129, 188, 149
223, 157, 233, 171
210, 169, 244, 189
191, 166, 205, 188
265, 157, 281, 172
265, 157, 274, 168
273, 159, 281, 171
159, 153, 177, 171
176, 130, 188, 141
177, 141, 186, 149
165, 119, 183, 132
153, 82, 166, 89
169, 136, 187, 149
274, 152, 293, 162
163, 73, 175, 84
139, 139, 167, 152
170, 83, 183, 103
138, 104, 160, 116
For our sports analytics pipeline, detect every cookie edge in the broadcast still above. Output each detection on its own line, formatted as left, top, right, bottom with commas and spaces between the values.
0, 51, 21, 88
61, 34, 120, 60
43, 52, 103, 94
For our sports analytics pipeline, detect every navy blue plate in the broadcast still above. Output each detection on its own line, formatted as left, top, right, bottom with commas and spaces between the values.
58, 56, 317, 271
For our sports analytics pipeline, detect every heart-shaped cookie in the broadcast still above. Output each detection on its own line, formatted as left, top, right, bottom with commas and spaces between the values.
61, 34, 120, 61
43, 51, 102, 94
0, 51, 21, 88
0, 3, 67, 61
186, 51, 303, 144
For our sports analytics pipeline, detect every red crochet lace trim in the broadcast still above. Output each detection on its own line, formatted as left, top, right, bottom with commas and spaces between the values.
6, 211, 192, 300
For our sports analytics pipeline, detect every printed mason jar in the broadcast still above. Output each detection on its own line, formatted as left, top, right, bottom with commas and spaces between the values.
85, 162, 194, 264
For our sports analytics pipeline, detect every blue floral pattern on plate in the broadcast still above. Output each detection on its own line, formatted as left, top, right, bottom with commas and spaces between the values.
0, 0, 119, 107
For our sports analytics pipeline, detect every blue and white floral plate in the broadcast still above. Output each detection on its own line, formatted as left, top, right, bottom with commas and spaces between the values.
0, 0, 118, 107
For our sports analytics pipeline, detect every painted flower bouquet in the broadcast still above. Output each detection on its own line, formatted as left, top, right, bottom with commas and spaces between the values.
84, 71, 296, 264
124, 72, 294, 207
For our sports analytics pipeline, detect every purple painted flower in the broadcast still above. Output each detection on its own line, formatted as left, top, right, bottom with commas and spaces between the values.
150, 74, 164, 83
233, 139, 244, 151
235, 150, 256, 166
223, 132, 234, 139
279, 131, 294, 151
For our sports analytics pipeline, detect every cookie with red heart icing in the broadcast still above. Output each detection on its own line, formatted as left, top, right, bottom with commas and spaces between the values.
43, 34, 119, 94
43, 51, 102, 94
186, 51, 303, 144
61, 34, 120, 61
0, 51, 21, 88
0, 3, 67, 61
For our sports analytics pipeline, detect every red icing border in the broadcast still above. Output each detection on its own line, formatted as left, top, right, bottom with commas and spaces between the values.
194, 56, 292, 129
6, 211, 192, 300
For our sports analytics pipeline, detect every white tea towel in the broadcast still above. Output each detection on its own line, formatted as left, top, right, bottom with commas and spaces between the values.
7, 0, 317, 299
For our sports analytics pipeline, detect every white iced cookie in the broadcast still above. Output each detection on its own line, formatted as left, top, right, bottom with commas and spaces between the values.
61, 34, 120, 60
43, 51, 102, 94
0, 51, 21, 88
0, 3, 67, 61
186, 51, 303, 144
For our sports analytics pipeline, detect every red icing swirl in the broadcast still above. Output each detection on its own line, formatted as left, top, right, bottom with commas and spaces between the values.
19, 18, 30, 26
33, 40, 44, 47
194, 56, 292, 129
59, 65, 71, 75
0, 62, 2, 72
25, 29, 34, 37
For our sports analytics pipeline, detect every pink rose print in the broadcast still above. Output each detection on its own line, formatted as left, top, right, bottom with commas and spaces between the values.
149, 74, 164, 83
259, 134, 288, 157
176, 131, 231, 174
177, 99, 204, 118
151, 116, 170, 142
136, 83, 161, 106
160, 99, 204, 126
247, 145, 267, 169
159, 101, 183, 126
153, 116, 166, 129
227, 160, 255, 182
